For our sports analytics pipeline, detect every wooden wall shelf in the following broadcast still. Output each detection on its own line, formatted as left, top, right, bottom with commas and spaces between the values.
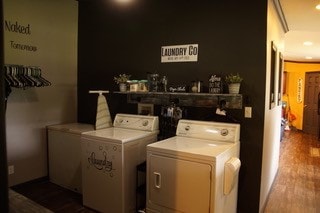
114, 92, 242, 109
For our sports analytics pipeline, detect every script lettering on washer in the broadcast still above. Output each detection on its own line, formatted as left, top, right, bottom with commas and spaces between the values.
88, 152, 113, 172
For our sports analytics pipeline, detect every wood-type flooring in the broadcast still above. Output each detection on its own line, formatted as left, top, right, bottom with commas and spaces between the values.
264, 130, 320, 212
9, 130, 319, 212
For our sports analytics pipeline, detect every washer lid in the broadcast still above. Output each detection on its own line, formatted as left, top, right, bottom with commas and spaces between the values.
147, 136, 237, 159
82, 127, 158, 143
47, 123, 94, 134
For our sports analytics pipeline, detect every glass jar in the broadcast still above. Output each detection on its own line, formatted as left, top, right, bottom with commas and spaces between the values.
190, 81, 202, 93
147, 73, 159, 92
138, 80, 148, 92
161, 76, 168, 92
191, 81, 198, 93
128, 80, 139, 92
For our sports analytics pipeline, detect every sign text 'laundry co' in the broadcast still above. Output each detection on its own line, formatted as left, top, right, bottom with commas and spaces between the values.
161, 44, 198, 63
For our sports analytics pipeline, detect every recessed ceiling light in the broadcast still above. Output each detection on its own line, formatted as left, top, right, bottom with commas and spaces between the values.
303, 41, 313, 46
316, 4, 320, 10
305, 56, 313, 59
115, 0, 132, 3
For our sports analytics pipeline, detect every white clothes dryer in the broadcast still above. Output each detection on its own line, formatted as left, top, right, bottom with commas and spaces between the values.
146, 119, 241, 213
81, 113, 159, 213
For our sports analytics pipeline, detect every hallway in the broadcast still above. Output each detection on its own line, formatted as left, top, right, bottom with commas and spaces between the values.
264, 130, 320, 212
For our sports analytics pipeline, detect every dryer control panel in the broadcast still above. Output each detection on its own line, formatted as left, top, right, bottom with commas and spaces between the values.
176, 119, 240, 143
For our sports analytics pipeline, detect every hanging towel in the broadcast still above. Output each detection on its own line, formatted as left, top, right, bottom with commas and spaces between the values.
95, 93, 112, 130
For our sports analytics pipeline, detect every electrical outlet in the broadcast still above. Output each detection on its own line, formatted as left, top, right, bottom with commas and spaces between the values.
244, 107, 252, 118
8, 165, 14, 175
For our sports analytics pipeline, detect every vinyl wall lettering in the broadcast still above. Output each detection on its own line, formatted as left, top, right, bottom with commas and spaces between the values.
5, 21, 31, 35
297, 78, 303, 103
10, 41, 37, 51
4, 20, 38, 52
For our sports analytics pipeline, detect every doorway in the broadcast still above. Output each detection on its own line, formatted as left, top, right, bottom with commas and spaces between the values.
302, 72, 320, 135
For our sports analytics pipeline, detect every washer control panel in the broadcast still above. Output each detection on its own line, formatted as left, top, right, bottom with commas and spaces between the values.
113, 114, 159, 132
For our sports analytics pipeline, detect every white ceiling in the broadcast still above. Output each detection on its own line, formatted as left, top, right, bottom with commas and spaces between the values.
280, 0, 320, 62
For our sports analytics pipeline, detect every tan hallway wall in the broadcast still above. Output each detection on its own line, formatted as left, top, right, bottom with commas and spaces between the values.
283, 61, 320, 130
4, 0, 78, 186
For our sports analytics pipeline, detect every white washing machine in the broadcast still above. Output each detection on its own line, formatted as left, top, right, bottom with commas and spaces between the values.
47, 123, 94, 193
81, 113, 159, 213
146, 119, 241, 213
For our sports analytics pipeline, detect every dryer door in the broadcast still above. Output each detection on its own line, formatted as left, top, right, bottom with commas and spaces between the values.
147, 154, 212, 212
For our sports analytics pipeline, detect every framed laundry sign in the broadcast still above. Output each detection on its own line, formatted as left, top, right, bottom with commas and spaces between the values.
161, 44, 198, 63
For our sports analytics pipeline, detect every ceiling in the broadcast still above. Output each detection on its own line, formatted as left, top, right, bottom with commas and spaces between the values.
280, 0, 320, 62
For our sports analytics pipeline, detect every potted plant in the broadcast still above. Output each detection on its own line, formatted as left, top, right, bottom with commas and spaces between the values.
225, 73, 243, 94
114, 74, 131, 92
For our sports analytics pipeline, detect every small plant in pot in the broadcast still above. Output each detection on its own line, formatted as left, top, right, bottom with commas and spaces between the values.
114, 74, 131, 92
225, 73, 243, 94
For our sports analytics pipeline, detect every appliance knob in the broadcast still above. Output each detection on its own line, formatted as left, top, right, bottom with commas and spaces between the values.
221, 129, 229, 136
142, 120, 149, 126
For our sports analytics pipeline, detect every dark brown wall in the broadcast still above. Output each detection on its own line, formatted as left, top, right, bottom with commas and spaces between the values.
78, 0, 268, 212
0, 0, 9, 211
